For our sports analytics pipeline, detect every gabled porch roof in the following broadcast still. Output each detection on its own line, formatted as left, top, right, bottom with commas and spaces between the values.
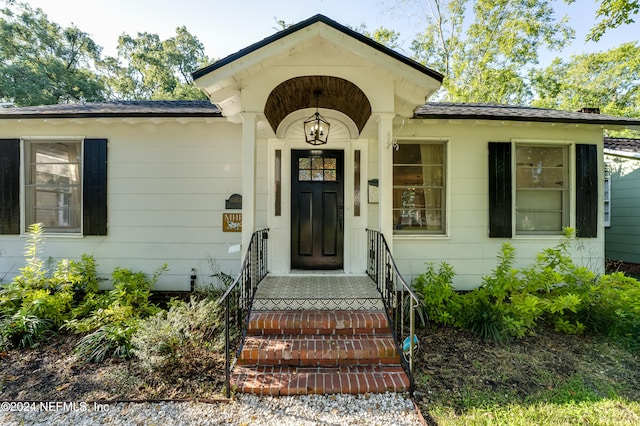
192, 14, 443, 83
191, 14, 444, 132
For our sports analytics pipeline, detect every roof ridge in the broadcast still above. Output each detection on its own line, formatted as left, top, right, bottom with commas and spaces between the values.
191, 14, 443, 82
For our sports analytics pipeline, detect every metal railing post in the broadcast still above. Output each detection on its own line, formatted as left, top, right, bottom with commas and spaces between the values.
366, 228, 420, 394
218, 228, 269, 398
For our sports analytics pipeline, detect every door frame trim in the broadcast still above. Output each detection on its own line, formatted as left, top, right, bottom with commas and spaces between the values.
267, 138, 368, 274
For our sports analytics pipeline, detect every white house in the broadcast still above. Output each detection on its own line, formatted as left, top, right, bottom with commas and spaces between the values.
1, 15, 639, 290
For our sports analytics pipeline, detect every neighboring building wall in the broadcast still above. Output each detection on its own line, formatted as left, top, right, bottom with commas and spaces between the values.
0, 118, 243, 290
605, 153, 640, 264
378, 120, 605, 290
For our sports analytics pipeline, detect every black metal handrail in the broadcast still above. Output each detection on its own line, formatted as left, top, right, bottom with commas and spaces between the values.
366, 228, 420, 393
217, 228, 269, 398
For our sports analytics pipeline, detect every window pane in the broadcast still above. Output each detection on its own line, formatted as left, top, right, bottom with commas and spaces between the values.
516, 211, 563, 233
324, 158, 336, 169
299, 158, 311, 170
515, 145, 568, 235
393, 209, 443, 231
393, 142, 446, 234
312, 169, 324, 181
324, 170, 336, 181
311, 157, 323, 170
394, 144, 422, 164
516, 167, 566, 188
516, 190, 562, 210
299, 170, 311, 181
25, 141, 82, 233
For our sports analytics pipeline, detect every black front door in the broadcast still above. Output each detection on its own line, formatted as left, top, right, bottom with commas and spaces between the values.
291, 150, 344, 269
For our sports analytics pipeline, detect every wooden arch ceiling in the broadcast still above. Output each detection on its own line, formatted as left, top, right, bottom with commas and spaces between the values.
264, 76, 372, 134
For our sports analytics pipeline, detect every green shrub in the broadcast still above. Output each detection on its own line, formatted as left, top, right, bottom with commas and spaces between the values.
0, 312, 53, 350
565, 272, 640, 349
412, 262, 460, 326
412, 228, 640, 348
67, 264, 166, 363
74, 319, 139, 363
131, 297, 224, 371
459, 290, 510, 343
66, 265, 165, 333
0, 223, 99, 349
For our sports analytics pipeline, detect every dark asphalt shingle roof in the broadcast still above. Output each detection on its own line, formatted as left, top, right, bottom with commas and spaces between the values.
2, 100, 639, 129
604, 137, 640, 153
0, 100, 222, 119
414, 103, 640, 127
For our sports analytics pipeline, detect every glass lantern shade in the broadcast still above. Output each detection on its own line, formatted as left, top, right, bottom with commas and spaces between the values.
303, 112, 330, 145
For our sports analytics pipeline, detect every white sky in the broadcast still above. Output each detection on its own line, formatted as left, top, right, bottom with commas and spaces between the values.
22, 0, 640, 67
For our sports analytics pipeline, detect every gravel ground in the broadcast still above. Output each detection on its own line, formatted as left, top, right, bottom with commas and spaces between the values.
1, 393, 422, 425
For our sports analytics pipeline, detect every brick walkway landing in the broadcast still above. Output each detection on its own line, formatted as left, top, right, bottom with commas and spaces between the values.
231, 310, 410, 395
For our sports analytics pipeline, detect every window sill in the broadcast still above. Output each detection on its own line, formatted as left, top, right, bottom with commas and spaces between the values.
20, 233, 85, 239
393, 233, 449, 240
512, 234, 571, 240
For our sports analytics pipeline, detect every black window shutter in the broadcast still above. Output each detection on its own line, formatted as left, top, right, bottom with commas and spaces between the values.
0, 139, 20, 234
489, 142, 512, 237
83, 138, 108, 236
575, 144, 598, 238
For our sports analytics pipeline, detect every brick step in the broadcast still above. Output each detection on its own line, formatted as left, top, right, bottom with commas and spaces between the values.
247, 310, 391, 335
238, 334, 400, 366
231, 365, 410, 396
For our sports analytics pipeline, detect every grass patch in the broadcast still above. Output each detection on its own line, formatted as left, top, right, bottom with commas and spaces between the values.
415, 326, 640, 425
429, 399, 640, 426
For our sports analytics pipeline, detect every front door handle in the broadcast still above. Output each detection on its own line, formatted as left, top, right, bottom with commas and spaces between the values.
338, 205, 344, 231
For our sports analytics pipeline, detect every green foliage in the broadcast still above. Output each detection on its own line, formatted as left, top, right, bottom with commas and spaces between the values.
412, 262, 460, 326
530, 42, 640, 137
460, 289, 510, 343
0, 223, 99, 349
412, 229, 640, 349
0, 312, 53, 349
0, 1, 105, 105
74, 319, 138, 363
66, 264, 165, 333
101, 27, 208, 100
67, 264, 166, 363
131, 297, 224, 370
410, 0, 573, 103
566, 0, 640, 42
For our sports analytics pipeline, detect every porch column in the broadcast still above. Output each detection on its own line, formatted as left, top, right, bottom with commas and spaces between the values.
240, 112, 258, 257
377, 113, 395, 249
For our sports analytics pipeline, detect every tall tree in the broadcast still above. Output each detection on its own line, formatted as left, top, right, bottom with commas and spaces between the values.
567, 0, 639, 41
101, 27, 209, 100
0, 0, 105, 106
353, 24, 403, 50
531, 42, 640, 135
409, 0, 574, 104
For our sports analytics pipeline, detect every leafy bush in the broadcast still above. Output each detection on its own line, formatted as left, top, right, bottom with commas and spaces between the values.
131, 297, 224, 371
74, 319, 139, 363
66, 265, 165, 333
412, 262, 460, 326
0, 312, 53, 349
67, 264, 166, 363
0, 223, 98, 350
412, 228, 640, 349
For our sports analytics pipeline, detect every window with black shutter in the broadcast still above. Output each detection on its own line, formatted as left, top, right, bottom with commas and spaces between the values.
0, 139, 20, 234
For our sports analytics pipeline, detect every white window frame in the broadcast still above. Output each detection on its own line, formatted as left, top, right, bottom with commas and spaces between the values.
21, 137, 84, 235
392, 138, 449, 236
512, 139, 574, 237
604, 171, 611, 228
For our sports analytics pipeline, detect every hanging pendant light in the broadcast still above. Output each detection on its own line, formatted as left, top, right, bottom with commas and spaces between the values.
303, 90, 330, 145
